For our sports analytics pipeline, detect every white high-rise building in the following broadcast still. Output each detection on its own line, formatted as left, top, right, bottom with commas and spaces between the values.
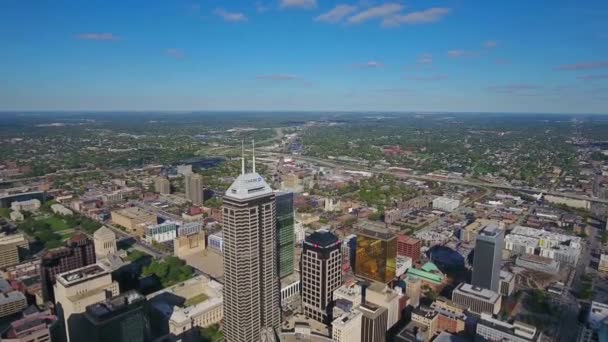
222, 143, 280, 342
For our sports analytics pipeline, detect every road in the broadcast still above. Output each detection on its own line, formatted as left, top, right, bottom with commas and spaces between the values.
258, 152, 608, 205
104, 222, 168, 259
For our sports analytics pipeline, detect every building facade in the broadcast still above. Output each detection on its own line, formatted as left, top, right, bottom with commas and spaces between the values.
0, 234, 29, 269
332, 309, 362, 342
54, 264, 120, 342
301, 230, 342, 324
451, 283, 501, 315
476, 313, 541, 342
93, 226, 117, 260
40, 234, 96, 302
154, 177, 171, 195
499, 271, 515, 297
72, 291, 150, 342
184, 173, 203, 205
397, 235, 421, 263
360, 303, 388, 342
472, 223, 504, 292
276, 192, 295, 278
355, 223, 396, 284
221, 164, 280, 342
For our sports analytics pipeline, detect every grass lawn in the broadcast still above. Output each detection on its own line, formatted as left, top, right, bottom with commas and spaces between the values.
41, 216, 70, 231
0, 208, 10, 219
184, 293, 209, 307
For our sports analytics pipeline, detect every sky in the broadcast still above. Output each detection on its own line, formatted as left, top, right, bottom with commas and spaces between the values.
1, 0, 608, 113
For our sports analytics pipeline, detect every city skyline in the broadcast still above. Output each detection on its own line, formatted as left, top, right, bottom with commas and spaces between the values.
2, 0, 608, 113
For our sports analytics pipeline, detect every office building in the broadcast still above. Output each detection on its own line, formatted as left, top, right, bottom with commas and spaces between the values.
432, 197, 459, 212
144, 221, 178, 243
411, 306, 439, 339
221, 152, 280, 342
499, 271, 515, 296
332, 309, 362, 342
515, 254, 560, 275
342, 234, 357, 272
176, 164, 192, 176
276, 192, 295, 278
355, 221, 397, 284
476, 313, 542, 342
71, 291, 150, 342
208, 231, 224, 253
11, 199, 41, 212
184, 173, 203, 205
432, 298, 467, 334
173, 223, 205, 259
334, 282, 363, 308
154, 177, 171, 195
599, 254, 608, 273
397, 235, 421, 263
93, 226, 117, 260
1, 311, 60, 342
40, 234, 96, 302
462, 219, 494, 243
452, 283, 501, 315
472, 223, 504, 292
0, 278, 27, 318
301, 230, 342, 324
505, 225, 582, 265
111, 207, 157, 237
360, 302, 387, 342
405, 275, 422, 308
0, 234, 29, 269
366, 281, 402, 331
51, 203, 73, 216
148, 275, 223, 337
54, 263, 120, 342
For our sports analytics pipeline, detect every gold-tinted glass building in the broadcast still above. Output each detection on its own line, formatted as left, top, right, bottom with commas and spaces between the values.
355, 222, 397, 284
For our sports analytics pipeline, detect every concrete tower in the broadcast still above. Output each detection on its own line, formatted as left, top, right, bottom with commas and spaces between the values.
472, 223, 504, 292
222, 141, 280, 342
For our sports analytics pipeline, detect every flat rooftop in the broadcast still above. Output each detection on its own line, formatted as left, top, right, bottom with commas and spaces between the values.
356, 221, 394, 240
454, 283, 500, 303
86, 291, 145, 321
304, 230, 339, 248
57, 264, 108, 285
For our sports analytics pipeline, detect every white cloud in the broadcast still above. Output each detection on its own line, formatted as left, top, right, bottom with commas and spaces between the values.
447, 49, 466, 58
165, 48, 185, 59
256, 74, 300, 80
484, 40, 498, 48
354, 61, 384, 68
280, 0, 317, 9
214, 8, 247, 22
75, 33, 120, 41
382, 7, 451, 27
417, 53, 433, 64
315, 4, 358, 23
347, 3, 404, 24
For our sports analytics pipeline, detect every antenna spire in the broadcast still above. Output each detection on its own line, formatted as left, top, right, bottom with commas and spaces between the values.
252, 139, 256, 173
241, 140, 245, 175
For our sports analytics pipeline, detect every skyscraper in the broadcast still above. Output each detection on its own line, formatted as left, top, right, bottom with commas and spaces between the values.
276, 191, 295, 278
355, 222, 397, 284
154, 177, 170, 195
40, 234, 96, 302
222, 143, 280, 342
301, 230, 341, 324
360, 302, 388, 342
472, 223, 504, 292
184, 173, 203, 205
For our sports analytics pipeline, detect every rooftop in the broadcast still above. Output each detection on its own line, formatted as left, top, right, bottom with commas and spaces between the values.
356, 221, 394, 241
57, 264, 109, 286
225, 171, 273, 200
454, 283, 500, 303
304, 229, 339, 248
86, 291, 145, 321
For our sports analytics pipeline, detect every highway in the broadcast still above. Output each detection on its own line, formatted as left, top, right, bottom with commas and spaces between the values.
259, 152, 608, 205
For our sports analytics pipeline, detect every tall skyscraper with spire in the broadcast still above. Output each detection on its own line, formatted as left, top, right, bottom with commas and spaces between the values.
222, 141, 280, 342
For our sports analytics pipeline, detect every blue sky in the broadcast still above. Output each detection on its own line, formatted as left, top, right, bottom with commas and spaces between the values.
1, 0, 608, 113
